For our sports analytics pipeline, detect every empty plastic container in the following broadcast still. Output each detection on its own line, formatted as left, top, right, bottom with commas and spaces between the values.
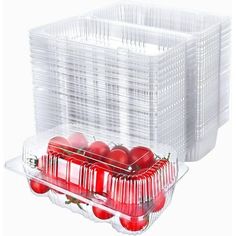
30, 17, 192, 161
86, 1, 231, 161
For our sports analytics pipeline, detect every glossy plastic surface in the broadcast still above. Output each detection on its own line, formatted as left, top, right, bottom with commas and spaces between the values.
87, 1, 231, 161
5, 124, 188, 234
30, 17, 191, 161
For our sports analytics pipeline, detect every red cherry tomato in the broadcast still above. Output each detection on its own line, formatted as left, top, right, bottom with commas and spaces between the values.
86, 141, 110, 161
128, 168, 152, 204
90, 162, 112, 194
113, 167, 157, 205
130, 146, 155, 169
47, 136, 71, 155
108, 170, 140, 205
152, 191, 166, 212
29, 179, 49, 194
106, 149, 129, 169
120, 216, 149, 232
111, 145, 130, 156
111, 199, 149, 217
92, 206, 113, 220
68, 132, 88, 149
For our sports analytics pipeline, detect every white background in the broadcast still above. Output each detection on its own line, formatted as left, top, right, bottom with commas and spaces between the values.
0, 0, 235, 235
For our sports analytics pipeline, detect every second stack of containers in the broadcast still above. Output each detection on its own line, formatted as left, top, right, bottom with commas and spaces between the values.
30, 1, 231, 162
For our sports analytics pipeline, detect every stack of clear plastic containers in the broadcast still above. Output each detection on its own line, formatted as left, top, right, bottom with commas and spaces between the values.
4, 2, 231, 234
29, 2, 231, 164
5, 124, 188, 234
30, 17, 191, 162
86, 1, 231, 161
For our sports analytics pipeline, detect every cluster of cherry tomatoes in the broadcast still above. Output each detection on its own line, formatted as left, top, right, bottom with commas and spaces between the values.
29, 132, 171, 232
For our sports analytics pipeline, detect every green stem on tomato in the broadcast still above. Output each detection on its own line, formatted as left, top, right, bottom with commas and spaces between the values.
154, 154, 162, 159
167, 153, 171, 160
77, 149, 85, 155
77, 203, 84, 210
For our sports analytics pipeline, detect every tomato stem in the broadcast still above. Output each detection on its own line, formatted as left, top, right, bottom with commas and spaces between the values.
167, 153, 171, 160
155, 154, 162, 159
77, 149, 85, 155
111, 142, 125, 147
77, 203, 84, 210
25, 156, 38, 168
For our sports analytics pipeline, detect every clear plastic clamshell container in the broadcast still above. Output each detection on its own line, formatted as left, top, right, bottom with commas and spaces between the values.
5, 124, 188, 234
